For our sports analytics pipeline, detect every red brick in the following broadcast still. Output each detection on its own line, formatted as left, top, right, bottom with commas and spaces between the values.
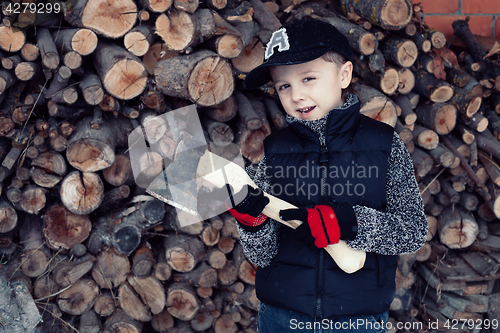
418, 0, 459, 14
463, 0, 500, 14
423, 15, 493, 40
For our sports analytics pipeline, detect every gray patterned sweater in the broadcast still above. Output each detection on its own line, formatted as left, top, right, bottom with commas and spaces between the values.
237, 97, 428, 268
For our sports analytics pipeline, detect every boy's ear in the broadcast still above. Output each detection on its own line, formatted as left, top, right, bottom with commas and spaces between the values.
340, 61, 353, 89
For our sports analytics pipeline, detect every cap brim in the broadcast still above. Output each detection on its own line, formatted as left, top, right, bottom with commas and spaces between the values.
242, 47, 331, 90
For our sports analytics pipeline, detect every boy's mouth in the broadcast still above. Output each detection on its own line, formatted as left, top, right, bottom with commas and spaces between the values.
297, 106, 315, 114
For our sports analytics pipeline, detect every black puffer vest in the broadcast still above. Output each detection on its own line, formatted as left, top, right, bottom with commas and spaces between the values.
256, 99, 397, 318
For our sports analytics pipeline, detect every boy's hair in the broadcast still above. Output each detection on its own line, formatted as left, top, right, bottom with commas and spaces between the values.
320, 50, 354, 102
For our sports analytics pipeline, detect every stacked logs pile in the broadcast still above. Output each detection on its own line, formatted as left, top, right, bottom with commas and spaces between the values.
1, 0, 500, 331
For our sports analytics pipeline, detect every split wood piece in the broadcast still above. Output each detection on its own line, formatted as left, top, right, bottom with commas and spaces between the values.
415, 102, 457, 135
339, 0, 412, 30
79, 309, 100, 333
128, 275, 166, 315
36, 28, 60, 69
233, 243, 256, 285
155, 9, 197, 52
104, 308, 144, 333
214, 313, 237, 333
0, 69, 16, 95
394, 119, 413, 144
17, 184, 46, 215
317, 15, 376, 56
428, 143, 456, 168
43, 203, 92, 251
411, 147, 433, 178
409, 32, 431, 53
153, 250, 173, 281
173, 261, 217, 288
412, 69, 454, 103
154, 49, 234, 107
392, 95, 416, 125
33, 274, 59, 301
94, 43, 147, 100
53, 28, 98, 56
231, 37, 265, 75
67, 116, 116, 172
424, 28, 446, 49
14, 61, 42, 81
30, 151, 67, 188
0, 200, 17, 233
60, 171, 104, 215
92, 247, 131, 289
201, 223, 220, 246
396, 66, 415, 94
19, 216, 50, 278
151, 308, 175, 332
102, 152, 134, 186
79, 74, 104, 105
0, 25, 25, 52
208, 248, 227, 270
352, 56, 399, 95
351, 83, 397, 127
132, 243, 156, 277
141, 0, 172, 12
57, 278, 99, 315
411, 124, 438, 150
94, 290, 115, 317
164, 233, 206, 273
202, 95, 238, 123
53, 254, 96, 288
64, 0, 137, 38
234, 90, 263, 130
124, 24, 156, 57
438, 207, 479, 249
217, 260, 237, 286
380, 36, 418, 68
166, 282, 200, 321
449, 87, 482, 118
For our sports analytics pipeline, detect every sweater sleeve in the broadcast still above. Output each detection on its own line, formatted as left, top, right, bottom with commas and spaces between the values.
236, 155, 281, 267
346, 132, 428, 255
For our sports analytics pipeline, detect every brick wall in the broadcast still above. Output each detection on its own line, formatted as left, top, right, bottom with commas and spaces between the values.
417, 0, 500, 41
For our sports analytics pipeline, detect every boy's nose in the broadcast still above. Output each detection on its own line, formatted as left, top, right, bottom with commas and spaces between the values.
291, 88, 305, 102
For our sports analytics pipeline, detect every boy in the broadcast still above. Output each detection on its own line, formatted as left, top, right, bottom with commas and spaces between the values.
226, 19, 427, 332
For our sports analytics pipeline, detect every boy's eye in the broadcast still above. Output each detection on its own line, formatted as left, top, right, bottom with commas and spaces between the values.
278, 84, 290, 91
304, 77, 315, 82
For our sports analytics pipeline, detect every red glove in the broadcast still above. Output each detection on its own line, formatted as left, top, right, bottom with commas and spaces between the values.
221, 185, 270, 228
280, 205, 341, 248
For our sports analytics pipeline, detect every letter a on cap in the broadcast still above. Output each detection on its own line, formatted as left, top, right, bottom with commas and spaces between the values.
265, 27, 290, 60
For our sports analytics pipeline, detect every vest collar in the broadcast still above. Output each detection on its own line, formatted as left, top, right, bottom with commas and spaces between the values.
288, 95, 361, 141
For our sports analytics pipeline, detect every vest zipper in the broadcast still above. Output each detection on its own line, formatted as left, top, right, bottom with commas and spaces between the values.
315, 135, 328, 319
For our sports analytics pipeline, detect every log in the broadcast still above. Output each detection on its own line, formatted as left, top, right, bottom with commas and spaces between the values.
128, 275, 166, 315
104, 309, 144, 333
79, 74, 105, 106
393, 94, 416, 125
396, 66, 415, 94
202, 116, 234, 147
172, 261, 218, 288
14, 61, 42, 81
233, 89, 262, 130
124, 24, 156, 57
0, 200, 17, 233
411, 147, 433, 178
415, 102, 457, 135
94, 290, 115, 317
132, 243, 156, 277
79, 309, 100, 333
164, 233, 206, 273
94, 42, 148, 100
353, 56, 399, 95
151, 308, 175, 332
412, 124, 439, 150
60, 171, 104, 215
233, 243, 256, 285
424, 28, 447, 49
154, 50, 234, 107
351, 83, 398, 127
428, 143, 456, 168
380, 36, 418, 68
92, 246, 131, 289
36, 28, 59, 69
53, 253, 96, 287
65, 0, 138, 38
53, 28, 98, 56
339, 0, 412, 30
19, 216, 49, 278
412, 69, 454, 103
0, 25, 25, 52
449, 87, 482, 118
438, 208, 479, 249
102, 152, 134, 186
231, 37, 264, 75
166, 282, 200, 321
202, 95, 237, 123
57, 279, 99, 315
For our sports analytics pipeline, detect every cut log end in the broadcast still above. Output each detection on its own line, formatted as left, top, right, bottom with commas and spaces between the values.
381, 0, 412, 30
79, 0, 138, 38
102, 59, 147, 100
188, 56, 234, 106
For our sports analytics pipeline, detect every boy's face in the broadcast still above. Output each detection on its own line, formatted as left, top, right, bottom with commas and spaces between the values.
270, 57, 353, 121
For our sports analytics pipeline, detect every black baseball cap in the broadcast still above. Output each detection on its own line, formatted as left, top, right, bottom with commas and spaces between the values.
243, 19, 353, 90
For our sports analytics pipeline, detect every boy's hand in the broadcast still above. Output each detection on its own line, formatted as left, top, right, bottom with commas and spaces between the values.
218, 185, 270, 227
280, 205, 341, 248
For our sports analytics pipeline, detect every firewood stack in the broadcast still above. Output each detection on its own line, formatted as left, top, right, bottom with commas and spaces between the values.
1, 0, 500, 331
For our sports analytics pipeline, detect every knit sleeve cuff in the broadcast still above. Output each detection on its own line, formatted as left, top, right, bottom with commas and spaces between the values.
237, 217, 270, 232
332, 202, 358, 241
